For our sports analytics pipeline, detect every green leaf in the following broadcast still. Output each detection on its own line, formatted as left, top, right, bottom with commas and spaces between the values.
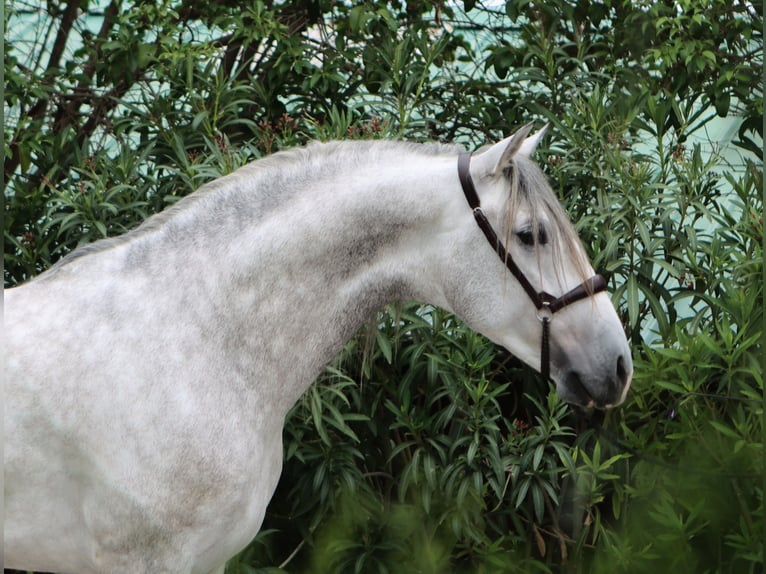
310, 387, 329, 445
532, 483, 544, 523
638, 282, 669, 335
375, 330, 393, 364
467, 439, 478, 465
192, 110, 209, 131
708, 420, 741, 440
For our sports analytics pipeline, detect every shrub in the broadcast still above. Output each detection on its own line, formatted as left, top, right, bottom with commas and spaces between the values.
4, 0, 762, 571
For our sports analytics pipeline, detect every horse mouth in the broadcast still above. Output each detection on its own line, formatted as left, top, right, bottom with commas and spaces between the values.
563, 372, 597, 408
561, 353, 632, 409
562, 371, 622, 410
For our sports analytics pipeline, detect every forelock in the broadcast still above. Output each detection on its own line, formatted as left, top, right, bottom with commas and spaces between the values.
502, 155, 591, 286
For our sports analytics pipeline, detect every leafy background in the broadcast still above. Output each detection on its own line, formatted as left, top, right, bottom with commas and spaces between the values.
4, 0, 763, 572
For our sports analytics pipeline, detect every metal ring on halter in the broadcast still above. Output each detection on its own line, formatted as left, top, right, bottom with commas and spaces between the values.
536, 302, 553, 323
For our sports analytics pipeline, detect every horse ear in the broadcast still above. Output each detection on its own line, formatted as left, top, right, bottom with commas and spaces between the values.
518, 123, 549, 157
471, 122, 536, 177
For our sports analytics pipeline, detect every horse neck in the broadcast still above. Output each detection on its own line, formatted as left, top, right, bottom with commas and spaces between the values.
150, 147, 462, 414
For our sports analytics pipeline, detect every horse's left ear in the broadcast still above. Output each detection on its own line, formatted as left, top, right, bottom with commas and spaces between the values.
518, 123, 548, 157
471, 123, 548, 177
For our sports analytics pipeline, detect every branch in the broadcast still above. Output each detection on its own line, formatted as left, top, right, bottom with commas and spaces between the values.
76, 76, 136, 148
278, 539, 306, 569
52, 0, 120, 133
4, 0, 80, 182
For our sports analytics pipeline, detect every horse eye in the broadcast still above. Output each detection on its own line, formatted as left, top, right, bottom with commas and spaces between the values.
516, 227, 549, 247
517, 229, 535, 246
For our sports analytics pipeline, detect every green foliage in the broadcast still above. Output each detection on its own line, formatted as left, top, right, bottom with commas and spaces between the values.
4, 0, 763, 572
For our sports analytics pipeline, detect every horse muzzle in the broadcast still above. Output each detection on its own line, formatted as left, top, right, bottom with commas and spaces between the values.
556, 353, 633, 409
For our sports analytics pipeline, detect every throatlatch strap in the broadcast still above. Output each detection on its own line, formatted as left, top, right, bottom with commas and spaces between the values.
457, 153, 480, 209
458, 153, 543, 308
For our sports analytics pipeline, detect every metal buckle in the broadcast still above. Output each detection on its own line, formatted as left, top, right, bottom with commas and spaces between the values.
536, 301, 553, 323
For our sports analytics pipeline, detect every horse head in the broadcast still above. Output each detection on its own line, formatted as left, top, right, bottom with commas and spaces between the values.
443, 124, 632, 408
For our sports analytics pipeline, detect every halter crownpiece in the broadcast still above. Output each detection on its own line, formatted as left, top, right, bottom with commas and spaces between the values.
457, 152, 607, 380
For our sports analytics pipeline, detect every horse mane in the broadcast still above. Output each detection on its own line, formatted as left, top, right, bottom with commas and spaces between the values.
39, 139, 587, 286
40, 140, 460, 277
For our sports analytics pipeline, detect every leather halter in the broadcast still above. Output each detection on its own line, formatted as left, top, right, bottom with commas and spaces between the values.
457, 152, 606, 380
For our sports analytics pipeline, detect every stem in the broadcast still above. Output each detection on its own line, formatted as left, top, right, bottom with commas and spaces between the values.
278, 539, 306, 569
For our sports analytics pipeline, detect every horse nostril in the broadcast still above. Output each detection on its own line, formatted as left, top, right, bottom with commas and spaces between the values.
616, 355, 629, 386
607, 355, 633, 407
